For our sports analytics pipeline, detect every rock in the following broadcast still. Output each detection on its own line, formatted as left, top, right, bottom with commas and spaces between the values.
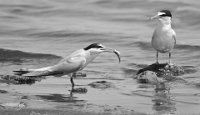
135, 71, 164, 84
137, 63, 184, 77
135, 63, 185, 84
88, 81, 115, 89
0, 90, 8, 93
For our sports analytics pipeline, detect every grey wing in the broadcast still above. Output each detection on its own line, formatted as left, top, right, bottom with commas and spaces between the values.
14, 57, 86, 77
50, 56, 86, 74
152, 28, 160, 39
14, 49, 86, 77
172, 29, 176, 45
151, 30, 158, 44
173, 34, 176, 45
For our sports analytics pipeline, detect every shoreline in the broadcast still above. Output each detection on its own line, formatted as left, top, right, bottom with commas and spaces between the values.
0, 108, 147, 115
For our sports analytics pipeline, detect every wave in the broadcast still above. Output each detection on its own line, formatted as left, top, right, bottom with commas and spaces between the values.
6, 29, 108, 40
175, 7, 200, 28
0, 48, 61, 62
4, 29, 115, 44
0, 4, 51, 10
134, 41, 200, 51
176, 44, 200, 51
133, 41, 152, 51
94, 0, 189, 9
26, 31, 106, 38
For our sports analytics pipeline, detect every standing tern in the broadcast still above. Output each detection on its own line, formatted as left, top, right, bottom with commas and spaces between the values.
14, 43, 121, 88
150, 10, 176, 65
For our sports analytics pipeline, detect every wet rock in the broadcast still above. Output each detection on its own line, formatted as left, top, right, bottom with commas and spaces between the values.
136, 71, 164, 84
0, 74, 43, 84
88, 81, 115, 89
135, 63, 185, 84
0, 90, 8, 93
137, 63, 184, 76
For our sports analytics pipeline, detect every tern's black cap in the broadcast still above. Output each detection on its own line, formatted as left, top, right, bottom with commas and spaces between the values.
160, 10, 172, 17
84, 43, 103, 50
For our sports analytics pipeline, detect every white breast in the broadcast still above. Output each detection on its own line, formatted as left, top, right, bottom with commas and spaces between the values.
152, 22, 175, 53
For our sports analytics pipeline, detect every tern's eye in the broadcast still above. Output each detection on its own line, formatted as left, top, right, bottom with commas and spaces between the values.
99, 48, 104, 50
97, 46, 103, 48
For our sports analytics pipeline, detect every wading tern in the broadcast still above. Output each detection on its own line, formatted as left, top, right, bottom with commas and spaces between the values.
150, 10, 176, 65
14, 43, 121, 88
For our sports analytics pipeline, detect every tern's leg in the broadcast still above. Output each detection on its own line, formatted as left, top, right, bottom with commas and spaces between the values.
168, 52, 173, 65
70, 73, 75, 88
156, 51, 159, 64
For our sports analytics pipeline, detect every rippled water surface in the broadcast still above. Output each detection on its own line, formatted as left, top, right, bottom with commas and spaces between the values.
0, 0, 200, 114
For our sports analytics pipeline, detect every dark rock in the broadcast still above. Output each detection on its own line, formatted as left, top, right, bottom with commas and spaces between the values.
0, 90, 8, 93
88, 81, 115, 89
137, 63, 184, 77
135, 63, 185, 84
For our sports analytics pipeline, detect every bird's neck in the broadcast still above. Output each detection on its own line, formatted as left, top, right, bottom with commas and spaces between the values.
85, 51, 100, 64
158, 17, 172, 28
89, 52, 100, 60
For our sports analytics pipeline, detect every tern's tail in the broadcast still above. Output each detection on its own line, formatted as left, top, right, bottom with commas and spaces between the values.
13, 66, 63, 77
13, 68, 30, 76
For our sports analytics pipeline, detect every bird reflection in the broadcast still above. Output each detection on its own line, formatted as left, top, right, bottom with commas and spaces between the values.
69, 87, 88, 101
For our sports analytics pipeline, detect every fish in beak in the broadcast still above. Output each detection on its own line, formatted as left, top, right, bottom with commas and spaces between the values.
101, 48, 121, 63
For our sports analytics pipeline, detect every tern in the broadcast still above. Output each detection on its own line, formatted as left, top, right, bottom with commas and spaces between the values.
14, 43, 121, 88
150, 10, 176, 65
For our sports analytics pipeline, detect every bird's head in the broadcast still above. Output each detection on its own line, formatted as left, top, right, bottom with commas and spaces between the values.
84, 43, 121, 63
150, 10, 172, 21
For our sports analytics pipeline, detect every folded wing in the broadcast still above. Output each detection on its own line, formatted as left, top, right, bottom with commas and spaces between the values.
13, 55, 86, 77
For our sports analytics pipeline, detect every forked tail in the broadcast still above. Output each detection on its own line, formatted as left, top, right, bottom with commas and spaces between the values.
13, 66, 63, 77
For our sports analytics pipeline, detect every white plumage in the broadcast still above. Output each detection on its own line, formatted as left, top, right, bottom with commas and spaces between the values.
150, 10, 176, 64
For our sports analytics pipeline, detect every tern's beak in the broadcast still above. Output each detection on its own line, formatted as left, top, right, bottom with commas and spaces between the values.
149, 12, 164, 20
149, 14, 160, 20
101, 48, 121, 63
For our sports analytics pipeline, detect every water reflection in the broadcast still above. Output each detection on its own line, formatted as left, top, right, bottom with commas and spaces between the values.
36, 87, 88, 103
152, 83, 176, 115
69, 87, 88, 101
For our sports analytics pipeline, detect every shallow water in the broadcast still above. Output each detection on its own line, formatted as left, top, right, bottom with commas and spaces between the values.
0, 0, 200, 114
